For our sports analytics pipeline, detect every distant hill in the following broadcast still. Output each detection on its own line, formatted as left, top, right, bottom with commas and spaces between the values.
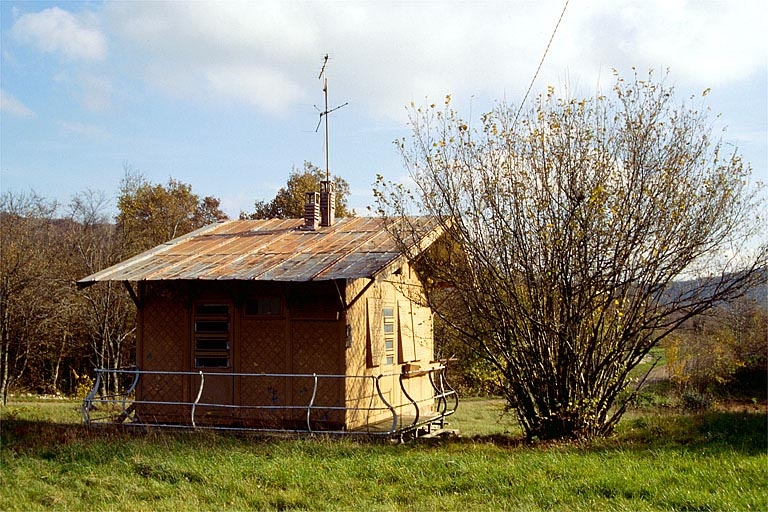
664, 266, 767, 311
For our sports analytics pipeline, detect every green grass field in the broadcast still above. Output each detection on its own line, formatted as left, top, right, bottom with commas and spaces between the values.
1, 396, 766, 511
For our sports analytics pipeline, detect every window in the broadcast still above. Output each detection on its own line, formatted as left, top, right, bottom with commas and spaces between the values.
195, 320, 229, 333
195, 338, 229, 352
366, 299, 401, 368
383, 305, 396, 366
194, 303, 231, 369
245, 297, 282, 316
194, 356, 229, 368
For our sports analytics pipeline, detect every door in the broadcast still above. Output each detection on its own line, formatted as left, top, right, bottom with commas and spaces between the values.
192, 302, 234, 424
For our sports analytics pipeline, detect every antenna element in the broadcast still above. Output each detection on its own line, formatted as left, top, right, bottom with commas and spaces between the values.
315, 54, 348, 182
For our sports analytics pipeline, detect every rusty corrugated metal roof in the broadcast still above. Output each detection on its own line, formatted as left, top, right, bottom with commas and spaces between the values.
78, 217, 440, 286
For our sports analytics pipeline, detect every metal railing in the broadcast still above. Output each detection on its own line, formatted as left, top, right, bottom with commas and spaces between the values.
82, 365, 457, 438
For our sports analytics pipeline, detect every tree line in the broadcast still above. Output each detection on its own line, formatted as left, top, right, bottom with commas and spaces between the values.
0, 164, 349, 404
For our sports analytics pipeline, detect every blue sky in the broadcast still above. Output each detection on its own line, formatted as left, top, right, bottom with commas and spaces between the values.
1, 1, 766, 219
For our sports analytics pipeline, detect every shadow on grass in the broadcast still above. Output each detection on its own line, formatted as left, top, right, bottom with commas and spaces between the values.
610, 410, 768, 455
2, 411, 766, 456
1, 418, 342, 460
437, 410, 768, 455
1, 419, 134, 457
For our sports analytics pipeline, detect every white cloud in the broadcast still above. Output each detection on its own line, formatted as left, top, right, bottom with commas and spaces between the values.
0, 0, 698, 138
76, 74, 113, 111
6, 1, 763, 119
567, 0, 767, 88
102, 2, 555, 118
0, 89, 34, 118
109, 2, 317, 62
205, 64, 306, 114
51, 71, 113, 112
57, 120, 110, 139
11, 7, 106, 61
103, 2, 319, 112
97, 1, 765, 120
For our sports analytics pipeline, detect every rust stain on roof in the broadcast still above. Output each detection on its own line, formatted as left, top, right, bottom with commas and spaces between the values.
78, 217, 440, 285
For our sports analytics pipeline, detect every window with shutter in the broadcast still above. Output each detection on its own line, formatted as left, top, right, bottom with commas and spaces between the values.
193, 303, 231, 369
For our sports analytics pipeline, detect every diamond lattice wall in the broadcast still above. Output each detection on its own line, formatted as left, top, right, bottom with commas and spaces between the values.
238, 318, 287, 426
137, 285, 189, 422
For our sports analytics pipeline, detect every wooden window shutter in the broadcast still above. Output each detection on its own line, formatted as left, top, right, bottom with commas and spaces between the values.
398, 300, 417, 363
366, 297, 383, 367
412, 304, 431, 362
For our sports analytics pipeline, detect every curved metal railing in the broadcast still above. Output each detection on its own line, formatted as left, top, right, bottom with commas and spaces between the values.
81, 365, 457, 438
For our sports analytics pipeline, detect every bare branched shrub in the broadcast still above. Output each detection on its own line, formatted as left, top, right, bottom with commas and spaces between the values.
376, 70, 767, 440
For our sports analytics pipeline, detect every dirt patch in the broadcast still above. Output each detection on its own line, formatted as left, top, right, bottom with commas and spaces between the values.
644, 365, 668, 383
715, 398, 768, 414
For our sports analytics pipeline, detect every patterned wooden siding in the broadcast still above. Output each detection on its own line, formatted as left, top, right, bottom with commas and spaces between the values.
344, 268, 437, 430
128, 261, 437, 431
291, 320, 345, 427
238, 318, 288, 426
343, 279, 374, 429
137, 286, 189, 422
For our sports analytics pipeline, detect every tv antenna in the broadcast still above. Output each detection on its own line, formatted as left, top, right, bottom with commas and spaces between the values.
315, 54, 348, 181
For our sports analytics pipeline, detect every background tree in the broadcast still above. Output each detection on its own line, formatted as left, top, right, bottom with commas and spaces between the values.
67, 190, 136, 396
0, 171, 230, 402
117, 167, 228, 254
376, 70, 767, 440
0, 189, 133, 402
18, 214, 87, 397
666, 293, 767, 397
0, 192, 59, 403
241, 161, 353, 219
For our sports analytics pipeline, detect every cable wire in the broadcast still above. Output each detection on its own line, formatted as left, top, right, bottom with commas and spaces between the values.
514, 0, 570, 124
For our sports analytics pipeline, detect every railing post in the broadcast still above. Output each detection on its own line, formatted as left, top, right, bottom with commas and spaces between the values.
375, 374, 397, 434
429, 367, 447, 415
399, 372, 419, 428
307, 373, 318, 433
428, 366, 458, 422
191, 371, 204, 429
81, 369, 103, 425
439, 366, 459, 415
121, 367, 140, 417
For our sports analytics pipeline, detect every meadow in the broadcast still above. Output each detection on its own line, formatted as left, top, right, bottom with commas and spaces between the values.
1, 396, 766, 511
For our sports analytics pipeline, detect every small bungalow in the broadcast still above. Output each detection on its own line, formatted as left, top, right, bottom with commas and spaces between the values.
78, 184, 457, 437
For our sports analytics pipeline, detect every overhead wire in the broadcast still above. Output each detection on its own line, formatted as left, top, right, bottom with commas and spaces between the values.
513, 0, 571, 125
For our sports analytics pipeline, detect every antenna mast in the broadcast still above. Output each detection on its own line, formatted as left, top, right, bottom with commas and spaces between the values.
315, 54, 348, 182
